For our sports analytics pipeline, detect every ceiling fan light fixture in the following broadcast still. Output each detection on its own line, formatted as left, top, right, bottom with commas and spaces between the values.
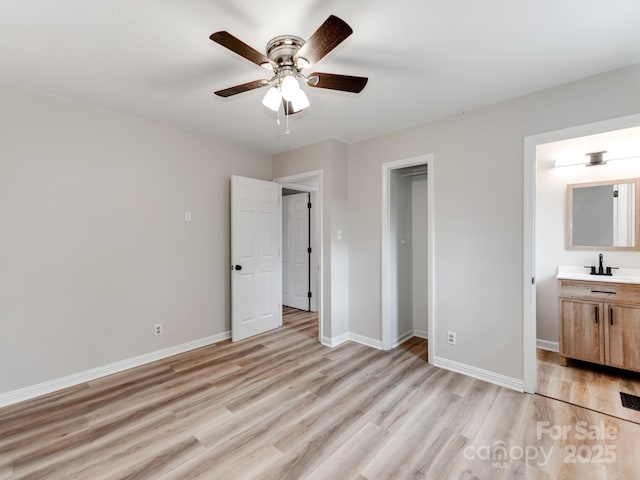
290, 88, 310, 112
210, 15, 368, 128
262, 86, 282, 112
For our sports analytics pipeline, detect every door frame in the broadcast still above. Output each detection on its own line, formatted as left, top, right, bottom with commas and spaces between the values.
522, 113, 640, 393
381, 154, 435, 363
274, 170, 324, 343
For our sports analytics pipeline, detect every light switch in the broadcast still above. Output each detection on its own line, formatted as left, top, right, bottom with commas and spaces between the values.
184, 210, 192, 222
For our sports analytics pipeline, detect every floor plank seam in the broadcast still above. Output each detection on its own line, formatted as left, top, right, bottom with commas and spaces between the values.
534, 392, 640, 426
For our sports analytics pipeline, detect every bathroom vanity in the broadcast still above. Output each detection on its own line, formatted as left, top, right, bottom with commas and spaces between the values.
557, 267, 640, 373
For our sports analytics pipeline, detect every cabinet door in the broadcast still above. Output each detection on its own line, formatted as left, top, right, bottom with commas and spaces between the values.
605, 303, 640, 372
560, 299, 604, 364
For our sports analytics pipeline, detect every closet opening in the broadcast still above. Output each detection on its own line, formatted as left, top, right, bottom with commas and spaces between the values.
382, 154, 434, 362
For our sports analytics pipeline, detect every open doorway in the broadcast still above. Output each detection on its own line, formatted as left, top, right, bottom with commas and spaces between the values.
282, 189, 312, 311
523, 115, 640, 422
274, 171, 322, 342
381, 155, 434, 362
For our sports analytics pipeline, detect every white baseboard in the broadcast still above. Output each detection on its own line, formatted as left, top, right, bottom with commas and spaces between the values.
321, 332, 349, 348
348, 332, 383, 350
413, 329, 429, 339
392, 330, 415, 348
432, 355, 524, 392
323, 331, 423, 350
0, 331, 230, 409
536, 339, 559, 352
321, 332, 382, 349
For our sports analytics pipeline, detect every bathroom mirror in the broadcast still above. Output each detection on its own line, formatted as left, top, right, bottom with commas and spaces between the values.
567, 178, 640, 250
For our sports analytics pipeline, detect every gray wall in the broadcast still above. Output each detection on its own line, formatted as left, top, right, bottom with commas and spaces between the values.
0, 83, 271, 394
347, 64, 640, 380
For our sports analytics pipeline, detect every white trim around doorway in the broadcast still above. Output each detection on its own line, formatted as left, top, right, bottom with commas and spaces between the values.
381, 154, 435, 364
522, 113, 640, 394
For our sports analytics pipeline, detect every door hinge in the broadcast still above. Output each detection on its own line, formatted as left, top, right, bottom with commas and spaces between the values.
531, 276, 535, 285
307, 247, 312, 254
308, 292, 312, 298
613, 190, 619, 198
308, 202, 312, 209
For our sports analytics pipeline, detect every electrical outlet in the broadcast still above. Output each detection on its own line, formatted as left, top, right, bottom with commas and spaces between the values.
155, 324, 163, 336
447, 331, 456, 345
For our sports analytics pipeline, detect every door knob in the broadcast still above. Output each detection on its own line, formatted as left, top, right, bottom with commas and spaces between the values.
234, 265, 243, 271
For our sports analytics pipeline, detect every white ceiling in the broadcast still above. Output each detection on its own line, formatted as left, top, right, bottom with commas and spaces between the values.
1, 1, 639, 155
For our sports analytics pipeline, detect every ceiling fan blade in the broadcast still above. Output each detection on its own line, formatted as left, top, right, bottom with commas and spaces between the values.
210, 31, 275, 68
307, 72, 368, 93
294, 15, 353, 65
214, 79, 268, 97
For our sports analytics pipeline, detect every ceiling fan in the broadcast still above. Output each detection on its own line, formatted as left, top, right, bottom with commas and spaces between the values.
210, 15, 368, 116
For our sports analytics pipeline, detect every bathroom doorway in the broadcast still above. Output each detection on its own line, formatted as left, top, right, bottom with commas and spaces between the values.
381, 155, 434, 362
523, 114, 640, 422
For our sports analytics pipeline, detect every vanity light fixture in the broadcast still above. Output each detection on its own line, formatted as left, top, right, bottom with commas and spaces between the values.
554, 151, 640, 168
585, 151, 606, 167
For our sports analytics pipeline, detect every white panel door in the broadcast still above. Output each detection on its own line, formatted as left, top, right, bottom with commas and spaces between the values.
283, 193, 309, 310
231, 175, 282, 342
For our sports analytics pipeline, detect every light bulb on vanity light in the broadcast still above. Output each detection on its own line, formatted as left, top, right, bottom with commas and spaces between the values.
554, 151, 640, 168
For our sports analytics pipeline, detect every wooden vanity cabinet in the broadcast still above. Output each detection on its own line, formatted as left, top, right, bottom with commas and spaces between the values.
558, 279, 640, 373
605, 304, 640, 371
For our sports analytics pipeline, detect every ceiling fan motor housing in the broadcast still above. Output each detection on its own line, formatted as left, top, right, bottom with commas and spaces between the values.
265, 35, 306, 67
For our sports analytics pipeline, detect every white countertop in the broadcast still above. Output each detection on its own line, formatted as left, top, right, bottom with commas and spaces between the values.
557, 265, 640, 284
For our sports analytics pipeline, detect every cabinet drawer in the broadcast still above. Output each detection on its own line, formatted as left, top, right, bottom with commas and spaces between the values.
558, 280, 640, 304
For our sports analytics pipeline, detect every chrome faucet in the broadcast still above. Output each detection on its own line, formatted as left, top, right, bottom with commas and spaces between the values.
584, 253, 618, 276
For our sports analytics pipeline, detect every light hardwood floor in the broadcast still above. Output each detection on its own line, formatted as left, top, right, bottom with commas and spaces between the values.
537, 348, 640, 424
2, 308, 640, 479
